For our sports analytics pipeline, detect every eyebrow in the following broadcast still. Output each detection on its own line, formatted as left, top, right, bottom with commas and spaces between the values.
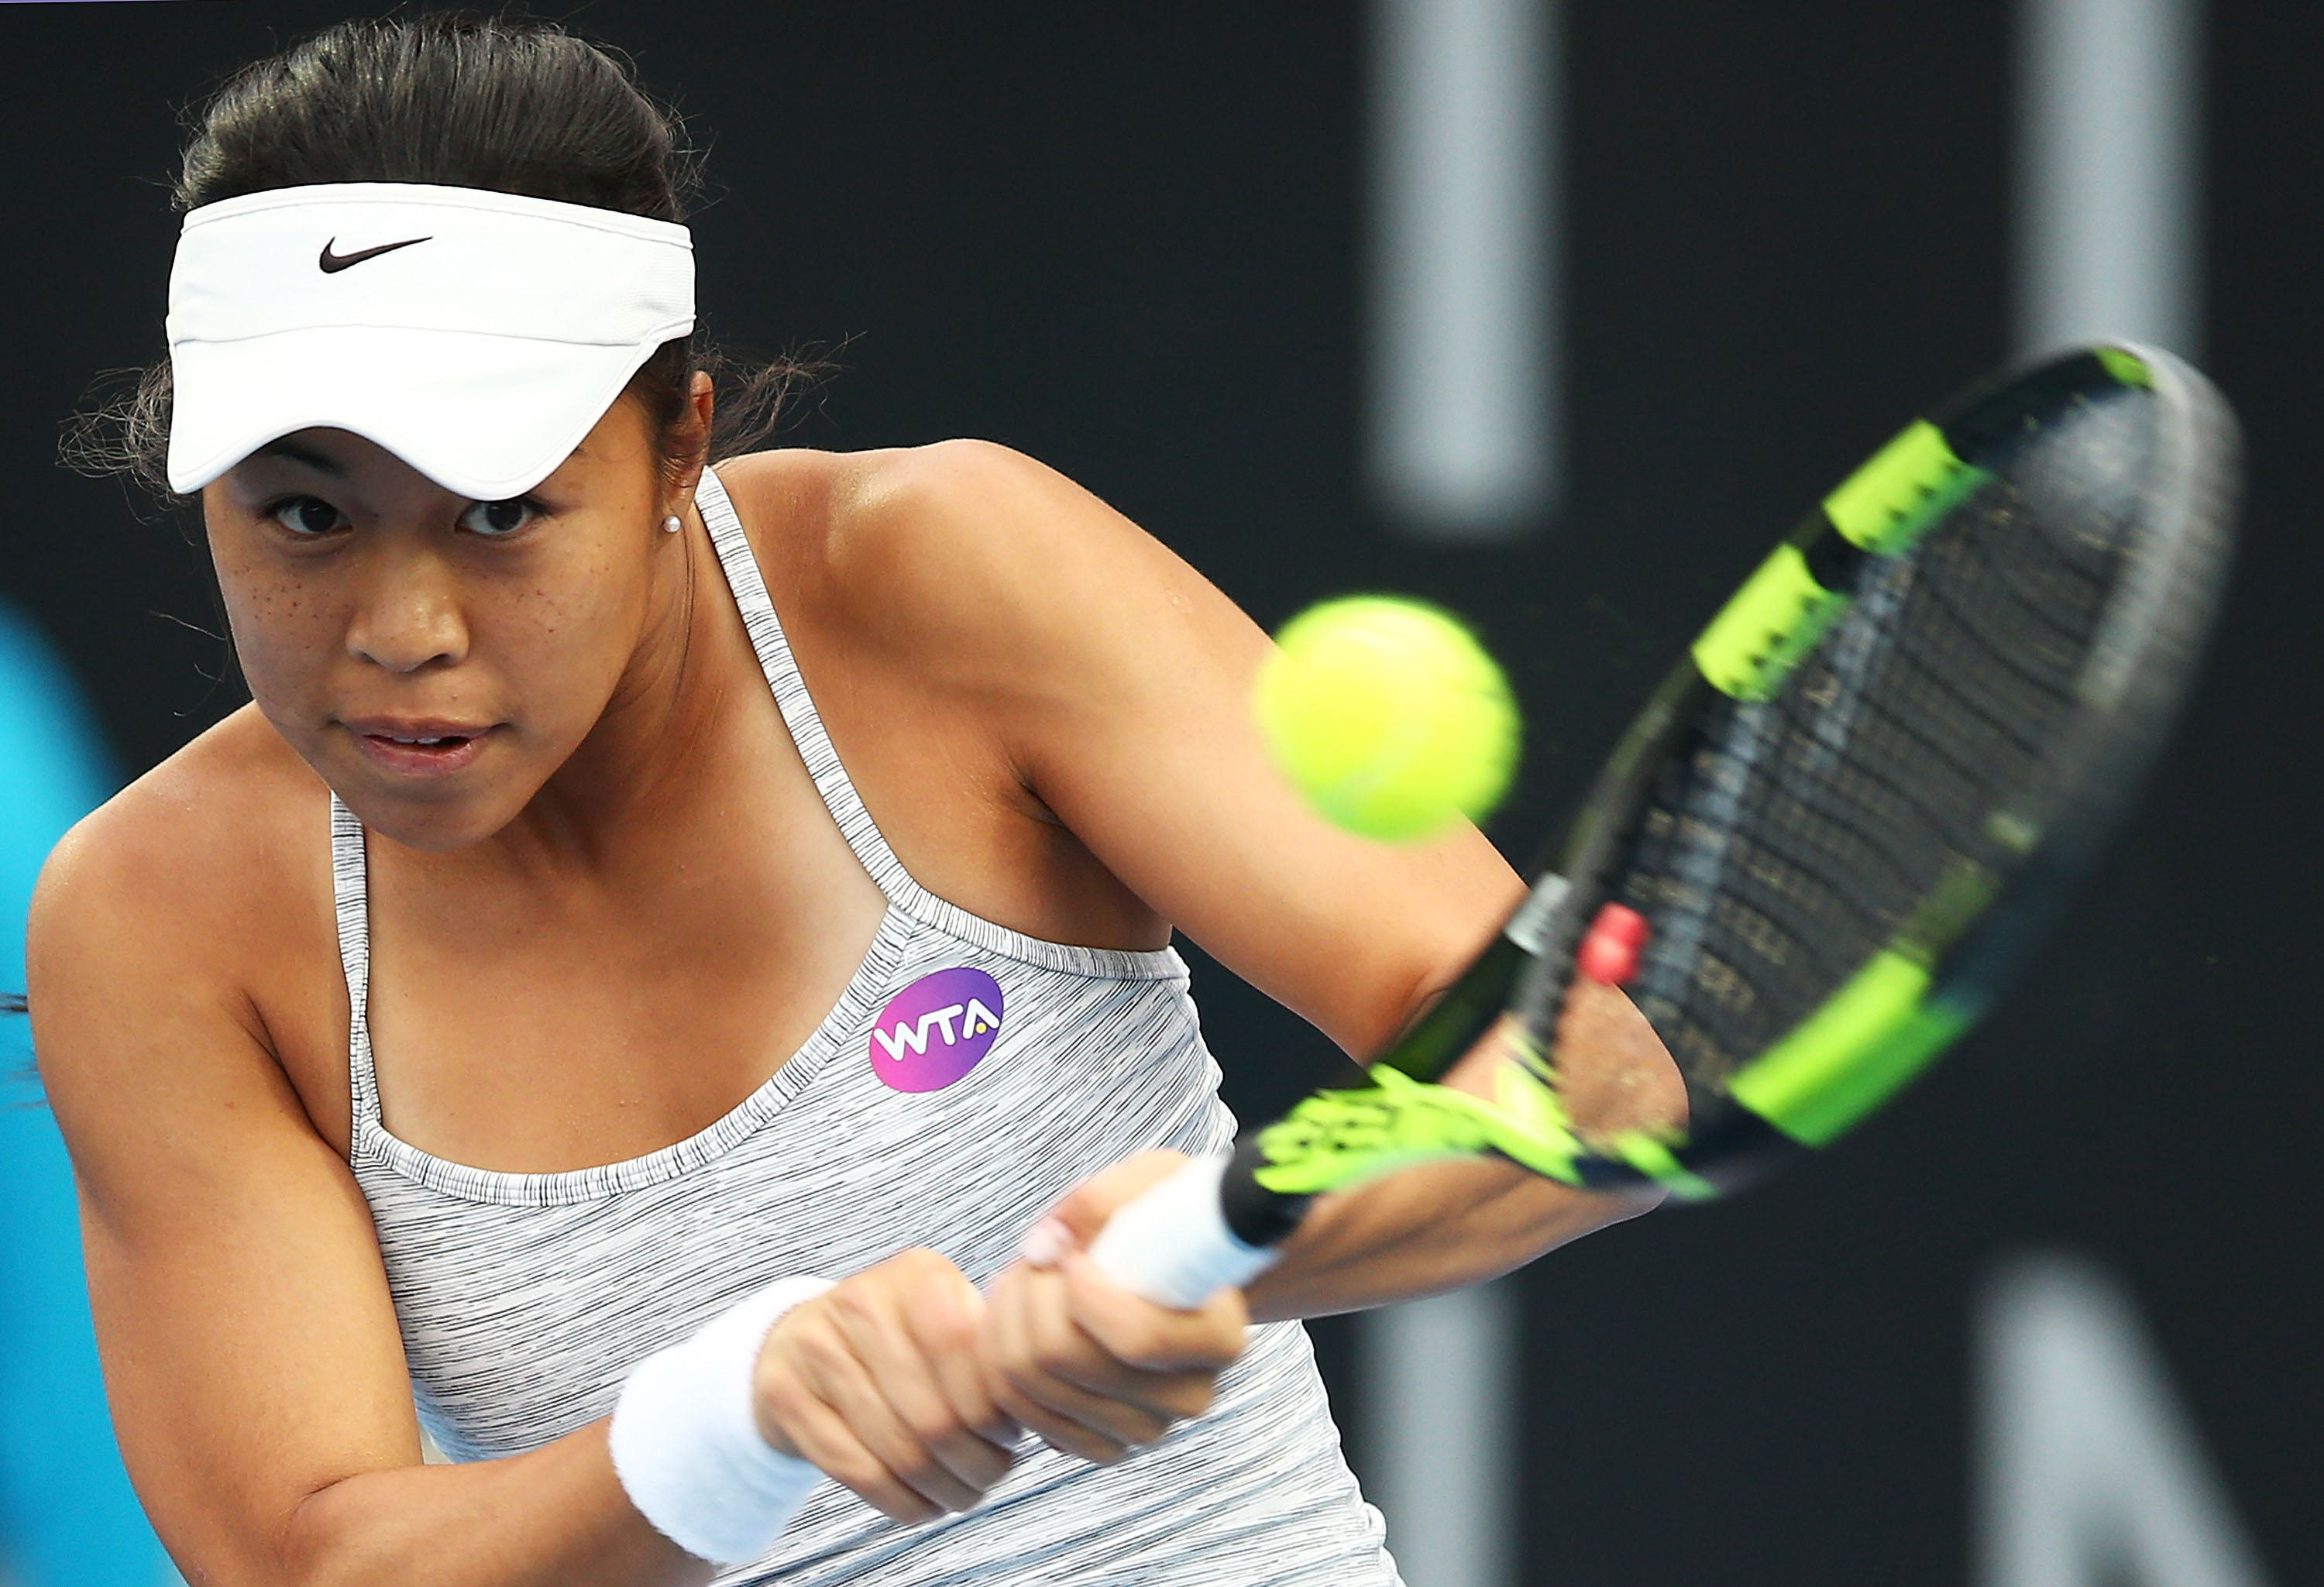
246, 438, 348, 477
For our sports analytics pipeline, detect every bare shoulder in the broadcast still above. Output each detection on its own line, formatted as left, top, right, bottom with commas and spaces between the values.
37, 705, 323, 942
835, 437, 1149, 592
718, 440, 1213, 685
30, 705, 334, 1099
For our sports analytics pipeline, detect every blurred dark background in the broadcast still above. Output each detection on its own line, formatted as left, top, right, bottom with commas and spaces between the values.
2, 3, 2317, 1585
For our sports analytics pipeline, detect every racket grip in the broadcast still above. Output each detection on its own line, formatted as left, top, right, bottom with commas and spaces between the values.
1086, 1152, 1283, 1308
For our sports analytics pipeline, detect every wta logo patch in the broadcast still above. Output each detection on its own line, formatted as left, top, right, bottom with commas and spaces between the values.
868, 967, 1005, 1092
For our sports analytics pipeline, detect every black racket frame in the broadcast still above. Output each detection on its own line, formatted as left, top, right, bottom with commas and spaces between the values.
1219, 343, 2237, 1247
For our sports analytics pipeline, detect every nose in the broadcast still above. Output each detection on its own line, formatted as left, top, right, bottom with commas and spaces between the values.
344, 546, 469, 674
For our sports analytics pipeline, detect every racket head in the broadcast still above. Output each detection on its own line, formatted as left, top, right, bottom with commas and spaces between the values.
1480, 341, 2240, 1197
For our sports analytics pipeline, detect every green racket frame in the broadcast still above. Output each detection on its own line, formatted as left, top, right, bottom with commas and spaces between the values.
1214, 342, 2239, 1242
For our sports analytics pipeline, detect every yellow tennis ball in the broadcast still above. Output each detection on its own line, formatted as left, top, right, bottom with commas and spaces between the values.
1256, 596, 1520, 841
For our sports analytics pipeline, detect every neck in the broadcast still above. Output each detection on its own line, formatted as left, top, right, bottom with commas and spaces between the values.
498, 503, 757, 871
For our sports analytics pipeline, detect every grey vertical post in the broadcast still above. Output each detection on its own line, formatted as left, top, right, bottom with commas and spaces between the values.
1357, 0, 1551, 1573
1367, 0, 1559, 538
2017, 0, 2204, 357
1360, 1280, 1518, 1587
1977, 1254, 2271, 1587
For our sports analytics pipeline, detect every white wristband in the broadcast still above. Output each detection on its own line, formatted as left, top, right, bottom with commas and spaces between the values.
608, 1274, 836, 1564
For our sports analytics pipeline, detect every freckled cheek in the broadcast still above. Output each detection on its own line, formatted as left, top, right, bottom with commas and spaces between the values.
486, 579, 635, 727
212, 565, 346, 716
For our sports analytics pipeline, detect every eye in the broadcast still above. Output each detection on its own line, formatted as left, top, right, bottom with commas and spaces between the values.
457, 497, 544, 538
267, 496, 349, 537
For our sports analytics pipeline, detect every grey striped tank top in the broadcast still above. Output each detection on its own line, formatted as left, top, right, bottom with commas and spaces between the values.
330, 462, 1402, 1585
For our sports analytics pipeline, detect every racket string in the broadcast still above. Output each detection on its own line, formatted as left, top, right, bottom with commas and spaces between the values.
1614, 392, 2154, 1086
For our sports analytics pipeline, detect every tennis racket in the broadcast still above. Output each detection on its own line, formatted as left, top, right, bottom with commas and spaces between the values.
1087, 341, 2240, 1307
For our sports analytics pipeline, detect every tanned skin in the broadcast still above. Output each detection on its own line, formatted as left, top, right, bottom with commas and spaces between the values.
29, 371, 1679, 1585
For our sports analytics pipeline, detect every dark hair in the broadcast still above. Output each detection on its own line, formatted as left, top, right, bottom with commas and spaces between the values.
64, 9, 821, 500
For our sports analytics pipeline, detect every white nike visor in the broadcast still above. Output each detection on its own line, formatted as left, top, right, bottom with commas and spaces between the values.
165, 181, 696, 500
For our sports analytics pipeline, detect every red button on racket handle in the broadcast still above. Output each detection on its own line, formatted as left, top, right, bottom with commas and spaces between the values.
1576, 902, 1650, 985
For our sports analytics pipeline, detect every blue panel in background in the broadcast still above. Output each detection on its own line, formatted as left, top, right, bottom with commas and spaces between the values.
0, 599, 170, 1585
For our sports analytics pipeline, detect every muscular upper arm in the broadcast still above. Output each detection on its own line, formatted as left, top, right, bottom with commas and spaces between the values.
29, 792, 424, 1583
834, 440, 1526, 1056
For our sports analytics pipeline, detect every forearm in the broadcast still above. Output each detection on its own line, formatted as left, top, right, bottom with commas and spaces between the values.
1234, 968, 1681, 1322
280, 1422, 710, 1587
1239, 1157, 1659, 1324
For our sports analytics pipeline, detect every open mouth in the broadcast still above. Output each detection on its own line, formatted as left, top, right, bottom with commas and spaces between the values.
370, 733, 469, 750
348, 723, 491, 774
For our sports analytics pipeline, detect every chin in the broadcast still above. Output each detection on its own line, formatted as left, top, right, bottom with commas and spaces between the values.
331, 765, 535, 854
369, 807, 515, 854
309, 727, 544, 851
346, 795, 518, 854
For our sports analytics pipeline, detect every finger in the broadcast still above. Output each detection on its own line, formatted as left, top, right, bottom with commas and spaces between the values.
896, 1267, 1023, 1454
1034, 1356, 1219, 1427
1061, 1249, 1249, 1375
830, 1269, 1016, 1498
983, 1264, 1137, 1464
1008, 1363, 1176, 1448
792, 1306, 988, 1514
1005, 1269, 1207, 1424
1004, 1266, 1181, 1444
770, 1379, 941, 1526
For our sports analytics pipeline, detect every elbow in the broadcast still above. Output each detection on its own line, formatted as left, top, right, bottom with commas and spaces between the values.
1347, 955, 1475, 1062
273, 1472, 388, 1587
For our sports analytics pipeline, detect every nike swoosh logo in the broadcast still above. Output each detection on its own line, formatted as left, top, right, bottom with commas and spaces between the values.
318, 235, 432, 273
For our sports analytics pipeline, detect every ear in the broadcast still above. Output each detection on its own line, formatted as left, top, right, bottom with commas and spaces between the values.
664, 369, 717, 510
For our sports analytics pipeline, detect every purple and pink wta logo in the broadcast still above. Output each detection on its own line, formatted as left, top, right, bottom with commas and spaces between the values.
868, 967, 1006, 1092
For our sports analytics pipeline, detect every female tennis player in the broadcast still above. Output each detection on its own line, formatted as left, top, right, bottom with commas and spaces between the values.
29, 15, 1673, 1585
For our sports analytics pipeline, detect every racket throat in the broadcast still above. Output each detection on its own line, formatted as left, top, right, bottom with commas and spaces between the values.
1221, 1136, 1312, 1247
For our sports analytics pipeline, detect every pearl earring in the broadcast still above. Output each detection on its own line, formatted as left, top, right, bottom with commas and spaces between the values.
662, 514, 682, 534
